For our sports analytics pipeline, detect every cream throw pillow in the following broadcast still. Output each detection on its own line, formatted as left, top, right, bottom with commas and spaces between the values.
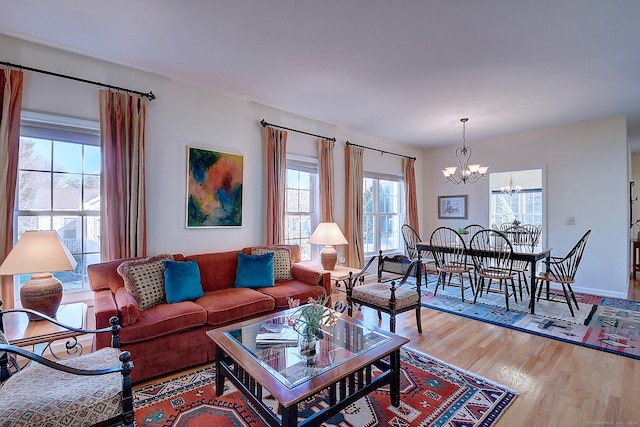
251, 246, 293, 281
117, 254, 173, 310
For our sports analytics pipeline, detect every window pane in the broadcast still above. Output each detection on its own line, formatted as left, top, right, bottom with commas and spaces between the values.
84, 215, 101, 253
363, 178, 375, 213
363, 214, 376, 253
83, 175, 100, 209
298, 189, 311, 212
17, 216, 50, 235
286, 189, 299, 212
53, 173, 82, 210
18, 171, 51, 210
19, 137, 51, 170
53, 141, 82, 173
84, 144, 101, 174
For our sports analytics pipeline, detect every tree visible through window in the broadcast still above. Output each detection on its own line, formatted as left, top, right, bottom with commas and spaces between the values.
363, 175, 403, 255
284, 159, 318, 261
14, 112, 101, 297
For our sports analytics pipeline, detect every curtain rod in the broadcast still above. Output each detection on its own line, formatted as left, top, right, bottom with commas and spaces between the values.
345, 141, 416, 160
260, 119, 336, 142
1, 60, 156, 101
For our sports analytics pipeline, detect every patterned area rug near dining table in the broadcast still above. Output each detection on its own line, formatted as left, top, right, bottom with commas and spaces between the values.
133, 347, 517, 427
421, 279, 640, 360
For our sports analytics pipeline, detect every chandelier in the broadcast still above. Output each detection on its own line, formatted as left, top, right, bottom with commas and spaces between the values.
442, 118, 488, 184
500, 174, 522, 196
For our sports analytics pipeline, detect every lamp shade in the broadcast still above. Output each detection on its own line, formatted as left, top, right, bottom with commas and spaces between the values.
308, 223, 348, 270
0, 230, 77, 320
308, 222, 348, 246
0, 230, 77, 275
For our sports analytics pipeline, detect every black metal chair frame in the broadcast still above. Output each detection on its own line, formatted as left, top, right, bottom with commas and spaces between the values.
345, 252, 423, 333
0, 303, 134, 427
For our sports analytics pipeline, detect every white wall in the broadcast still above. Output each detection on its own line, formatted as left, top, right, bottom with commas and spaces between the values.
424, 117, 629, 298
0, 34, 423, 264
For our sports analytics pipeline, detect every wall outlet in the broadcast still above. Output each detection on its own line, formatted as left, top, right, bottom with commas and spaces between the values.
565, 217, 575, 225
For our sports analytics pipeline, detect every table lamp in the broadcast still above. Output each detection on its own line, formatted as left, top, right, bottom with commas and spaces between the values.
0, 230, 78, 320
308, 222, 348, 270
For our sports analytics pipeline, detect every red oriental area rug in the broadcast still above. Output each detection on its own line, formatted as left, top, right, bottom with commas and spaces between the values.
133, 348, 517, 427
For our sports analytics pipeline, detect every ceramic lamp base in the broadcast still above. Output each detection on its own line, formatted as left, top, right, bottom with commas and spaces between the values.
320, 245, 338, 270
20, 273, 63, 321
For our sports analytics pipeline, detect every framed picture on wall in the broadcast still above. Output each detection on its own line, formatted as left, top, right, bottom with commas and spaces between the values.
438, 195, 468, 219
186, 146, 243, 228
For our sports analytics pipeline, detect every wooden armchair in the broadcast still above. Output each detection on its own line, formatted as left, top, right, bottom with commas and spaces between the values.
345, 253, 423, 333
0, 302, 134, 427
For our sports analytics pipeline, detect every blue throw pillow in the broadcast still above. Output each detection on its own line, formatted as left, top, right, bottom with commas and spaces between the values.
163, 259, 204, 303
235, 252, 275, 288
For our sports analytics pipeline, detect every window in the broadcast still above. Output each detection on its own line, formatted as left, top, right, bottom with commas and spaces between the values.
490, 190, 543, 227
284, 158, 318, 261
14, 112, 101, 297
363, 174, 403, 255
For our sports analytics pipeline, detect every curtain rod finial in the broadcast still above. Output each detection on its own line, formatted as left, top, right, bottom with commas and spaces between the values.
260, 119, 267, 127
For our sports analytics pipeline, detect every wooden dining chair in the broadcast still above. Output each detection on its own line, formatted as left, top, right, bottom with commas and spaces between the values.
429, 227, 475, 302
535, 230, 591, 317
470, 229, 519, 310
401, 223, 436, 285
504, 225, 537, 299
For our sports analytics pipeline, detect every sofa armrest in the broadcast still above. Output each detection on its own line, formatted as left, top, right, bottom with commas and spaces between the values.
93, 289, 118, 350
114, 287, 139, 327
291, 264, 331, 297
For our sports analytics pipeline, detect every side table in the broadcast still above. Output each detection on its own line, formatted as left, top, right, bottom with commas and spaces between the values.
298, 261, 370, 291
4, 302, 88, 360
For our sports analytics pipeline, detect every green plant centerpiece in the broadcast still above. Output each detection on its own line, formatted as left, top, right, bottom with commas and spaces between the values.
511, 219, 521, 227
457, 227, 469, 235
286, 290, 336, 359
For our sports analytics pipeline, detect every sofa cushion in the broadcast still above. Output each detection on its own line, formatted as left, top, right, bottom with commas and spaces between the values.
196, 288, 275, 326
117, 301, 207, 344
163, 259, 204, 303
258, 281, 327, 309
251, 246, 294, 281
117, 254, 173, 310
185, 251, 239, 292
235, 252, 275, 288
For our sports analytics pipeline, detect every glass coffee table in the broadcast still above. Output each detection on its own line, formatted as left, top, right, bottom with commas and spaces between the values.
207, 307, 409, 427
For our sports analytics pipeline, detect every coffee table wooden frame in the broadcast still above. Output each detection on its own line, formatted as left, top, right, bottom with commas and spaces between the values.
207, 310, 409, 427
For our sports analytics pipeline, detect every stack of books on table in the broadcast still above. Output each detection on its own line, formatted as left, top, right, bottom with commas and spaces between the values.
255, 322, 299, 347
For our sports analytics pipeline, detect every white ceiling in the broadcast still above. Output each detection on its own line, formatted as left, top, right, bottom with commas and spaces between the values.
2, 0, 640, 150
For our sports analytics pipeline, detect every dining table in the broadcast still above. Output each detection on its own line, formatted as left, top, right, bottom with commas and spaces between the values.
416, 241, 552, 314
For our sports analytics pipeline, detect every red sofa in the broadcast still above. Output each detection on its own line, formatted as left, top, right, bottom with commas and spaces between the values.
88, 245, 330, 383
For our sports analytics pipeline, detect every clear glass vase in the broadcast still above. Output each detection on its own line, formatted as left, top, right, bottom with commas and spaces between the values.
299, 334, 317, 360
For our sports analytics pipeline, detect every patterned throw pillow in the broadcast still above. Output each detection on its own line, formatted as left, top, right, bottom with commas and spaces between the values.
251, 246, 294, 281
117, 254, 173, 310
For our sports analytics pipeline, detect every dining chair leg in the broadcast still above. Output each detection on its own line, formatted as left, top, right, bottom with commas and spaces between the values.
377, 310, 382, 320
458, 273, 466, 302
389, 314, 396, 333
415, 307, 422, 334
503, 279, 510, 311
510, 279, 518, 303
567, 284, 579, 309
562, 285, 576, 317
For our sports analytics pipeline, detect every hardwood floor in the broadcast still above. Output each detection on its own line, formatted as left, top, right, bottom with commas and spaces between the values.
135, 278, 640, 426
338, 277, 640, 426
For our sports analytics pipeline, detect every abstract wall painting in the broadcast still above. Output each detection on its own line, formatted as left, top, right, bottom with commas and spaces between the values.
186, 146, 243, 227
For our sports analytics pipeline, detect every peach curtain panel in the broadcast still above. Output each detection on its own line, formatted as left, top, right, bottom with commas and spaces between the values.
0, 68, 23, 308
318, 138, 335, 222
404, 157, 420, 235
345, 144, 364, 268
262, 126, 288, 245
99, 90, 147, 261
